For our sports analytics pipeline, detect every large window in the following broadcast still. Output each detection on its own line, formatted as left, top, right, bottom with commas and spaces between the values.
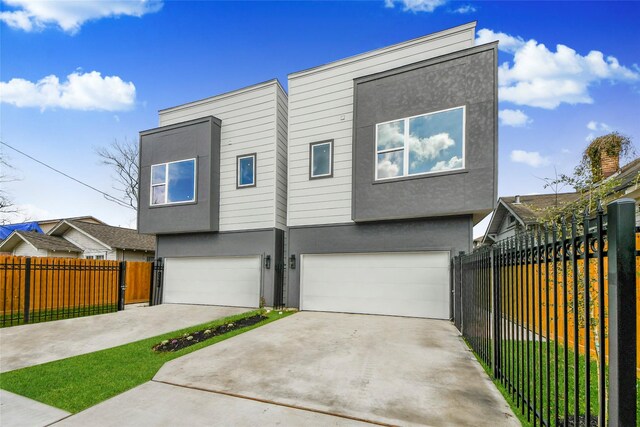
375, 106, 465, 180
310, 140, 333, 179
151, 159, 196, 206
237, 154, 256, 188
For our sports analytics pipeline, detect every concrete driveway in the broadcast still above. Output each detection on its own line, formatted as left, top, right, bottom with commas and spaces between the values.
62, 311, 516, 426
0, 304, 248, 373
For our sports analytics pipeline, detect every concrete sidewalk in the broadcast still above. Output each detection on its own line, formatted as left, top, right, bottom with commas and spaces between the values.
53, 381, 371, 426
0, 304, 248, 373
0, 390, 70, 427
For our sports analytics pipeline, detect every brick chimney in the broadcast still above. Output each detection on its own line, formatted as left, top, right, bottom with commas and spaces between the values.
600, 150, 620, 179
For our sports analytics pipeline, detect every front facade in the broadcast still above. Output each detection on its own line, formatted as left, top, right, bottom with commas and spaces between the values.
286, 23, 497, 319
138, 22, 498, 318
139, 80, 288, 308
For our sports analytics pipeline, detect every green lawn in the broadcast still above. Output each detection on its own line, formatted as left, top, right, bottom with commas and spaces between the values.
0, 309, 294, 413
466, 338, 640, 427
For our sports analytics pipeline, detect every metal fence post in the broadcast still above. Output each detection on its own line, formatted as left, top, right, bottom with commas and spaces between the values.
607, 198, 637, 427
117, 261, 126, 311
491, 247, 499, 375
23, 258, 31, 324
148, 261, 155, 306
459, 251, 465, 336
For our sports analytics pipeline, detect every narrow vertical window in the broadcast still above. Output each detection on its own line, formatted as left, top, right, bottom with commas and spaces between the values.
310, 140, 333, 179
237, 154, 256, 188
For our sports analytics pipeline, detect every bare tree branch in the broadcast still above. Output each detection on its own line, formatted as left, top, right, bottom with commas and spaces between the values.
95, 138, 139, 210
0, 151, 21, 224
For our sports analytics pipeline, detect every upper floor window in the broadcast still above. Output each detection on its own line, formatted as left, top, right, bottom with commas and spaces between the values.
310, 140, 333, 179
151, 159, 196, 206
237, 154, 256, 188
375, 106, 465, 181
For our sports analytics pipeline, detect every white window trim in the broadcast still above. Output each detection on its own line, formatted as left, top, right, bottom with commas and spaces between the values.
310, 140, 333, 179
237, 154, 257, 188
150, 158, 197, 206
374, 105, 466, 181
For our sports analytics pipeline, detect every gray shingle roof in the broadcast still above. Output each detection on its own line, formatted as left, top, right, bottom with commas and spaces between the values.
68, 220, 155, 252
613, 157, 640, 192
501, 193, 582, 224
18, 231, 81, 252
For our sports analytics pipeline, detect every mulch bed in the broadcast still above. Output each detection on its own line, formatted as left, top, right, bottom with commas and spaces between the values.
152, 314, 268, 352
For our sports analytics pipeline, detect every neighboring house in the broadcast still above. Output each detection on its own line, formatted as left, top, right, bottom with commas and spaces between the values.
483, 156, 640, 244
138, 22, 498, 319
482, 193, 581, 244
611, 157, 640, 224
0, 231, 82, 258
0, 220, 155, 260
36, 216, 105, 234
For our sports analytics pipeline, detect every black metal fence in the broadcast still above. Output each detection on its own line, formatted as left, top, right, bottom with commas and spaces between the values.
148, 257, 164, 306
273, 259, 285, 310
454, 199, 637, 426
1, 257, 122, 327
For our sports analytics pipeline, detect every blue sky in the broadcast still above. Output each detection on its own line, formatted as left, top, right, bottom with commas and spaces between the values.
1, 1, 639, 237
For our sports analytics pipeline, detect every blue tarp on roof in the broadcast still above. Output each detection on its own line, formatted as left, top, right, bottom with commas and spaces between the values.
0, 222, 44, 240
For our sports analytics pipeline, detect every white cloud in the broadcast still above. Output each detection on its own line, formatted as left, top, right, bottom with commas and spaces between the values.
0, 0, 162, 34
452, 4, 476, 14
0, 71, 136, 111
431, 155, 462, 171
476, 28, 525, 54
409, 132, 454, 165
0, 203, 52, 224
586, 120, 610, 131
384, 0, 446, 12
499, 109, 532, 127
476, 28, 640, 109
510, 150, 550, 167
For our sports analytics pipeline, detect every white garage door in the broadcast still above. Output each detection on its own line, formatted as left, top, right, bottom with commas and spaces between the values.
164, 256, 261, 308
301, 252, 450, 319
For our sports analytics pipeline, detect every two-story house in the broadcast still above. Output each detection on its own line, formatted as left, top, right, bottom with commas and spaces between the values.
138, 22, 498, 319
138, 80, 288, 308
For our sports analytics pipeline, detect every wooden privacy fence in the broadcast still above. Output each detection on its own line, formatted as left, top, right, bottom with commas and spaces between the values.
0, 256, 153, 327
497, 250, 640, 374
124, 261, 152, 304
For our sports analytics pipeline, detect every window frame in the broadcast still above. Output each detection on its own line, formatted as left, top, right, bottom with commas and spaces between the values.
309, 140, 334, 180
149, 158, 197, 206
236, 153, 257, 189
374, 105, 466, 181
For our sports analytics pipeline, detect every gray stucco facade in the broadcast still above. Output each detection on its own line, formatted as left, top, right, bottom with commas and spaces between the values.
286, 217, 472, 309
138, 116, 221, 235
156, 228, 284, 306
352, 43, 498, 224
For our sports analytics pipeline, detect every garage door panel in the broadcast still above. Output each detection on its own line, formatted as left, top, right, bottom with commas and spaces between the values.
301, 252, 449, 319
164, 256, 260, 308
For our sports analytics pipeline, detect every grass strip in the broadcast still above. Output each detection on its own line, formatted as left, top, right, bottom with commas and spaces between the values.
0, 308, 294, 413
464, 338, 640, 426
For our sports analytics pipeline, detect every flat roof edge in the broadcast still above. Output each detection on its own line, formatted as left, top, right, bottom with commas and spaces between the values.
289, 21, 476, 80
159, 78, 286, 115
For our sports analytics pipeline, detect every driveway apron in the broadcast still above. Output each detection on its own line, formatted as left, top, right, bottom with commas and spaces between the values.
154, 311, 519, 426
